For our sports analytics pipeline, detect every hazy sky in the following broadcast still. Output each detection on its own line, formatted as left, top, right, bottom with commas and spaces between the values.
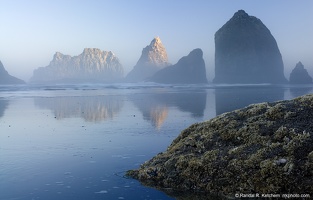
1, 0, 313, 82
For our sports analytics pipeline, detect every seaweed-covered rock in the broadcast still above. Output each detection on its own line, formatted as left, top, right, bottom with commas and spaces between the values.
127, 94, 313, 198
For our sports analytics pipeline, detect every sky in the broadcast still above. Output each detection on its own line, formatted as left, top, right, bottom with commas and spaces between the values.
0, 0, 313, 82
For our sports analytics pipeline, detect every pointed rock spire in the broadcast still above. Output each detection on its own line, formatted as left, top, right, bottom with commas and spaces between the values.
125, 37, 170, 82
289, 62, 312, 84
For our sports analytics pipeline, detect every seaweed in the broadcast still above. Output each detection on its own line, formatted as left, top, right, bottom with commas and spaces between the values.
126, 94, 313, 197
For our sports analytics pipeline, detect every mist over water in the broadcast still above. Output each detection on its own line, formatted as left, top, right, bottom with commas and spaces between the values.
0, 83, 312, 199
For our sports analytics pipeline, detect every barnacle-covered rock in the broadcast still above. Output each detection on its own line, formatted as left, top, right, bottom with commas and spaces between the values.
127, 94, 313, 198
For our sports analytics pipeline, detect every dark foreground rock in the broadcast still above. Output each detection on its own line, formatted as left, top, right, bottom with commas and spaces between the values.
127, 94, 313, 198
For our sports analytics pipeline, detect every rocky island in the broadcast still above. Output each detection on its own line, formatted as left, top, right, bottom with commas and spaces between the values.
289, 62, 312, 84
125, 37, 170, 82
30, 48, 124, 83
0, 61, 25, 84
213, 10, 287, 84
148, 48, 208, 84
127, 94, 313, 198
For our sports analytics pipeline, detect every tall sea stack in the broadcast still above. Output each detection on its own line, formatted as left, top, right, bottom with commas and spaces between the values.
213, 10, 287, 84
125, 37, 170, 82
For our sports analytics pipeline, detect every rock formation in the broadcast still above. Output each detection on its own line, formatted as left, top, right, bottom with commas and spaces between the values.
0, 61, 25, 84
148, 48, 208, 84
213, 10, 287, 84
30, 48, 124, 83
289, 62, 312, 84
127, 94, 313, 197
125, 37, 170, 82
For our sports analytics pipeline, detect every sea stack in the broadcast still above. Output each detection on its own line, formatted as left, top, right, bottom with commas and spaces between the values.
125, 37, 170, 82
30, 48, 124, 83
289, 62, 312, 84
148, 48, 208, 84
0, 61, 25, 84
213, 10, 287, 84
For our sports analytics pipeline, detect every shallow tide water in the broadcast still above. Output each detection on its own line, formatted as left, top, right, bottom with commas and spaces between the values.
0, 83, 312, 200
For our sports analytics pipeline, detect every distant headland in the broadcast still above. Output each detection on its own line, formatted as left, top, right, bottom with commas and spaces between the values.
0, 61, 25, 84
